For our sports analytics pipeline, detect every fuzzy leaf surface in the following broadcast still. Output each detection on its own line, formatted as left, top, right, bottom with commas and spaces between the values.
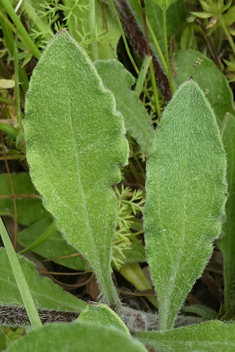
137, 320, 235, 352
174, 50, 234, 126
5, 322, 147, 352
144, 80, 227, 330
217, 113, 235, 315
95, 59, 154, 153
0, 247, 86, 312
78, 304, 130, 334
24, 30, 129, 306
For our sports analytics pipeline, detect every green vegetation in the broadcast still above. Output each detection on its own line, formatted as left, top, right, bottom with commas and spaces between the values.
0, 1, 235, 351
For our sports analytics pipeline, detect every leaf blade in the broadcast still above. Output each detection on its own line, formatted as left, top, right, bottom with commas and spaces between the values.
5, 322, 148, 352
174, 49, 234, 126
24, 30, 129, 306
144, 79, 227, 330
95, 59, 154, 154
0, 247, 86, 313
137, 321, 235, 352
217, 113, 235, 316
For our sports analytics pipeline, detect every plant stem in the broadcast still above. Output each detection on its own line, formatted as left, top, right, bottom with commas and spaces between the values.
88, 0, 98, 60
1, 0, 41, 59
119, 263, 159, 309
0, 121, 18, 137
0, 10, 25, 46
135, 56, 152, 96
218, 14, 235, 56
146, 16, 168, 75
0, 217, 42, 328
0, 97, 14, 104
223, 253, 235, 319
140, 0, 160, 115
110, 0, 139, 74
149, 59, 161, 118
23, 0, 53, 42
162, 4, 174, 94
14, 37, 23, 131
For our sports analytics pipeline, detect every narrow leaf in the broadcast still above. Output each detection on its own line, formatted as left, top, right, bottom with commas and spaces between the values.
112, 241, 146, 266
24, 30, 129, 307
182, 304, 218, 319
137, 320, 235, 352
0, 219, 41, 329
0, 247, 86, 312
144, 79, 227, 330
217, 113, 235, 316
5, 322, 148, 352
95, 59, 154, 154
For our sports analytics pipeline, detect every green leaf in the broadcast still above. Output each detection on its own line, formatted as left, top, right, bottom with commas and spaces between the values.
5, 322, 147, 352
217, 113, 235, 317
63, 0, 121, 59
17, 218, 89, 271
0, 328, 7, 350
222, 0, 232, 13
19, 220, 57, 255
144, 79, 227, 330
180, 23, 194, 50
174, 50, 234, 126
137, 320, 235, 352
223, 5, 235, 26
0, 247, 86, 312
190, 11, 213, 18
118, 263, 159, 309
152, 0, 177, 10
95, 59, 154, 153
199, 0, 214, 13
24, 30, 128, 307
78, 304, 130, 334
182, 304, 218, 319
112, 240, 146, 266
95, 2, 121, 59
0, 173, 48, 225
127, 0, 188, 51
0, 218, 42, 328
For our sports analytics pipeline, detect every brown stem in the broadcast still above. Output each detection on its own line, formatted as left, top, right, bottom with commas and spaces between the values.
114, 0, 171, 101
196, 19, 222, 71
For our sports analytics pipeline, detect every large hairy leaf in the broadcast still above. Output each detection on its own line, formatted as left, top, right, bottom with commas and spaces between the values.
137, 320, 235, 352
217, 113, 235, 316
5, 322, 147, 352
95, 59, 154, 154
144, 79, 227, 330
24, 30, 129, 307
